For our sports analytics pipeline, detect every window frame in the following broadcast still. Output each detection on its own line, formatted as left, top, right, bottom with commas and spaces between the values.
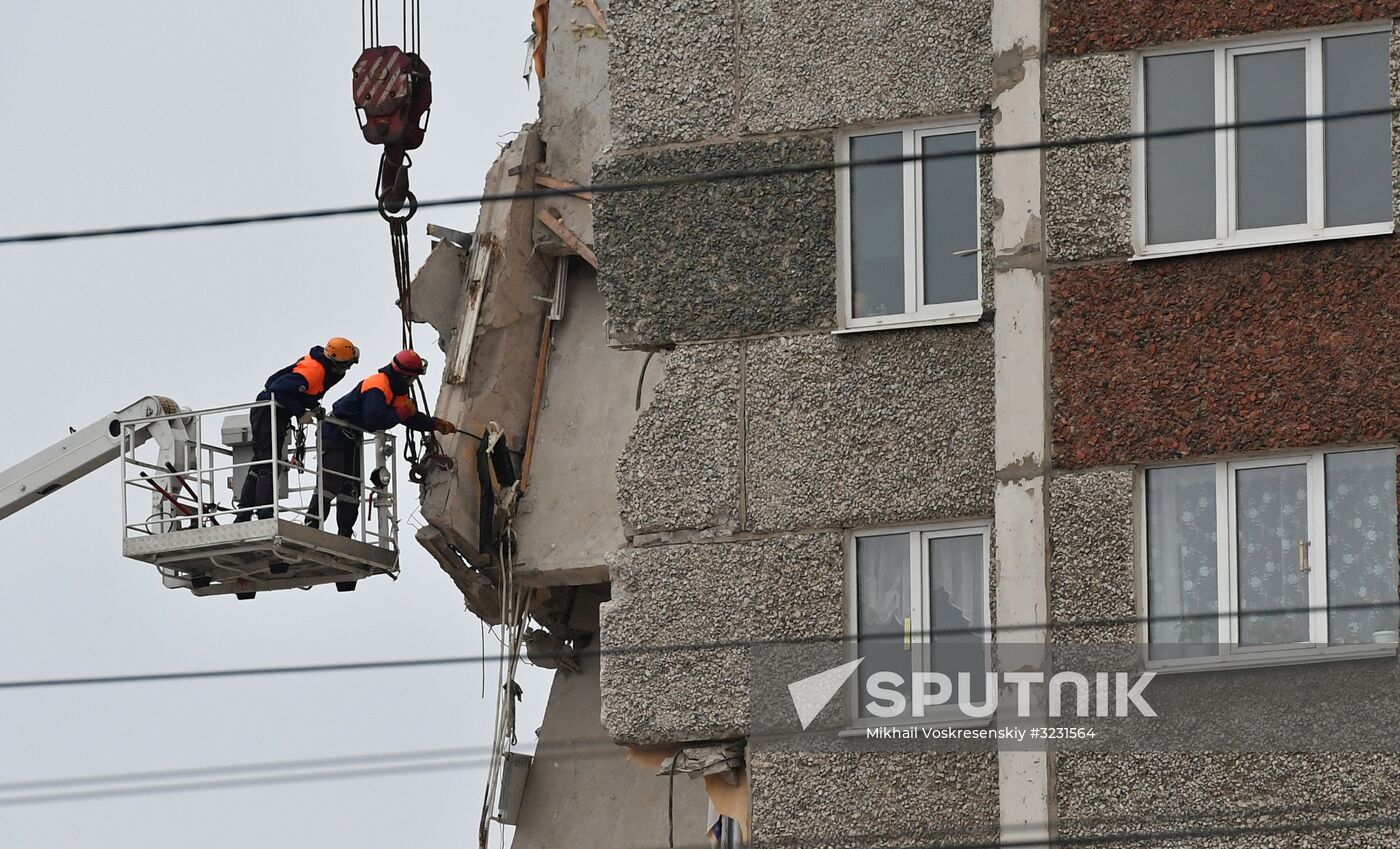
1132, 22, 1395, 260
835, 118, 984, 332
844, 521, 992, 727
1137, 446, 1399, 674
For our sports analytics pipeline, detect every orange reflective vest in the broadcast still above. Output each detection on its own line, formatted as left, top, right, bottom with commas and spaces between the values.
291, 355, 329, 398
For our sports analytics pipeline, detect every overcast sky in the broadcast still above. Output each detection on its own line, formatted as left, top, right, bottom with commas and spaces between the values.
0, 3, 552, 847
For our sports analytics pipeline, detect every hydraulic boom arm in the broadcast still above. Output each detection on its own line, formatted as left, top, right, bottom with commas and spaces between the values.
0, 396, 185, 521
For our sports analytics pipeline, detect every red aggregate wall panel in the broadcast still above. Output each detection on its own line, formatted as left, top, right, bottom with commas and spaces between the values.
1047, 0, 1400, 56
1051, 237, 1400, 470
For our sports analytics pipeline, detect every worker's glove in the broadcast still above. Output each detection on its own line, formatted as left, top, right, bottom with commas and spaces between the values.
433, 418, 458, 435
311, 404, 326, 418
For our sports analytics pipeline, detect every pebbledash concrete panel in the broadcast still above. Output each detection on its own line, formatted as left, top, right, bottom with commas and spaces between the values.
1046, 0, 1400, 57
736, 0, 992, 135
1048, 468, 1137, 644
744, 327, 995, 533
598, 533, 843, 745
122, 518, 397, 596
594, 136, 837, 347
607, 0, 737, 148
616, 342, 741, 537
1056, 752, 1400, 844
1050, 236, 1400, 470
1043, 53, 1133, 264
749, 751, 999, 848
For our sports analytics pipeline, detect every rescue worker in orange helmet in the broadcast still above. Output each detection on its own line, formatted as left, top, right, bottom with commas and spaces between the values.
234, 338, 360, 523
306, 349, 456, 537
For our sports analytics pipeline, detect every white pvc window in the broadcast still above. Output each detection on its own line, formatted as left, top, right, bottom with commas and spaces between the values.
1135, 25, 1393, 257
837, 122, 982, 330
849, 524, 990, 721
1144, 448, 1398, 669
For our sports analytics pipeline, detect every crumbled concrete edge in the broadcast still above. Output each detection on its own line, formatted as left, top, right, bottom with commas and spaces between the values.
1044, 52, 1133, 264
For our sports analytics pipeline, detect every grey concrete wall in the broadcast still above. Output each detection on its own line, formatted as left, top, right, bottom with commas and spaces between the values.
749, 751, 999, 848
1043, 52, 1133, 264
616, 342, 740, 537
736, 0, 992, 135
1057, 752, 1400, 846
615, 327, 996, 539
598, 533, 844, 745
514, 268, 662, 585
1047, 468, 1137, 644
510, 652, 712, 849
744, 327, 994, 533
594, 136, 837, 348
608, 0, 993, 148
608, 0, 737, 149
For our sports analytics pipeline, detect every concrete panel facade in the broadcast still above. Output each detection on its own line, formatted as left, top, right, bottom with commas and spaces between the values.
616, 342, 741, 537
1051, 237, 1400, 471
607, 0, 736, 148
744, 328, 995, 533
598, 534, 844, 745
594, 136, 837, 347
1043, 53, 1132, 264
749, 751, 1000, 848
1047, 468, 1136, 645
1056, 752, 1400, 845
1046, 0, 1400, 57
735, 0, 992, 135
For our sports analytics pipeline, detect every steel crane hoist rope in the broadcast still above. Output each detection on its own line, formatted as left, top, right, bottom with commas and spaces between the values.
353, 0, 448, 484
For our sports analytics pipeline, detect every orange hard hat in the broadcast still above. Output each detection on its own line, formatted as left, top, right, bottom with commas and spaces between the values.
325, 337, 360, 366
391, 349, 427, 376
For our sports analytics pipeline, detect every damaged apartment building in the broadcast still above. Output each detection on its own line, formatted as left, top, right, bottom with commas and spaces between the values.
406, 0, 1400, 846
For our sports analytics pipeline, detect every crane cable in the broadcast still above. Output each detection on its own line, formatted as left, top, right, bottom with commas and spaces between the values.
362, 0, 445, 484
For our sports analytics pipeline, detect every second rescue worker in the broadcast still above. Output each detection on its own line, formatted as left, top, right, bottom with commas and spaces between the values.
307, 349, 457, 537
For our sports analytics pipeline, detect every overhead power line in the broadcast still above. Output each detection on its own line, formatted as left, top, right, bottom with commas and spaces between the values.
1, 598, 1395, 690
0, 745, 487, 795
0, 758, 480, 808
0, 106, 1393, 246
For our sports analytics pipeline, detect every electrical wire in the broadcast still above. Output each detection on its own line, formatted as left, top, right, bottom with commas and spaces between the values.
0, 106, 1394, 246
0, 758, 480, 808
0, 746, 486, 795
2, 598, 1396, 690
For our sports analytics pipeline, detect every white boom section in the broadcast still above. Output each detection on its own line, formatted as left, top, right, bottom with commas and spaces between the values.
0, 396, 182, 521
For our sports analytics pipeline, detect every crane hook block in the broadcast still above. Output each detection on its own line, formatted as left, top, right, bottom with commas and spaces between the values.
352, 46, 432, 151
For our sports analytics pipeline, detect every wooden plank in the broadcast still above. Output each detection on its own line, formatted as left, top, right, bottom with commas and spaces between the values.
578, 0, 608, 33
536, 208, 599, 269
519, 311, 554, 493
534, 174, 593, 201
